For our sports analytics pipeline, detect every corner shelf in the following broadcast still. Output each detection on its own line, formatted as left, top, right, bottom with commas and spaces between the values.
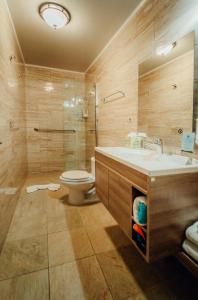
131, 237, 147, 260
131, 186, 148, 257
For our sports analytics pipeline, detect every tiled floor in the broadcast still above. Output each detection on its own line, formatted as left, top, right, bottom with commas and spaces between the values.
0, 172, 197, 299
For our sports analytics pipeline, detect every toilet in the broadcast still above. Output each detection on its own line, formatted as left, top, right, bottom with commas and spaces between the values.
60, 157, 95, 205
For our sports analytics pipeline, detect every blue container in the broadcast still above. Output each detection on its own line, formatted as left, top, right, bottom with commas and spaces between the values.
138, 202, 147, 224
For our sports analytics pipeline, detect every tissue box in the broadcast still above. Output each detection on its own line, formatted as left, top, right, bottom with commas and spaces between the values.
181, 133, 195, 152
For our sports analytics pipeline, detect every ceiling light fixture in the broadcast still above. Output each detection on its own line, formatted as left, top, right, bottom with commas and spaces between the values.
39, 2, 71, 29
156, 42, 176, 56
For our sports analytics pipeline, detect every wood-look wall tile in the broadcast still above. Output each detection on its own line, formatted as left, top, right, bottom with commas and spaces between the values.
0, 0, 27, 253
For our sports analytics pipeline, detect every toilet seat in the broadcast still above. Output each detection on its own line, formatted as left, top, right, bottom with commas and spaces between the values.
60, 158, 96, 205
60, 170, 94, 185
60, 176, 95, 185
61, 170, 90, 182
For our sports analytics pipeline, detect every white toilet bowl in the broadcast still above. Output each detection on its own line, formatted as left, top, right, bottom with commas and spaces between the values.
60, 159, 95, 205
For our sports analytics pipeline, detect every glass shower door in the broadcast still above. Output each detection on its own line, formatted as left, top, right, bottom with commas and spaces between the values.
62, 75, 96, 172
63, 78, 86, 171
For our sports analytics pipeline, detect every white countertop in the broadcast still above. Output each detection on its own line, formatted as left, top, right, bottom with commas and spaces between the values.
95, 147, 198, 176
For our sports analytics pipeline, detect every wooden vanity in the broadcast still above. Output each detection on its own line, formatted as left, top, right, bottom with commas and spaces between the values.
95, 149, 198, 263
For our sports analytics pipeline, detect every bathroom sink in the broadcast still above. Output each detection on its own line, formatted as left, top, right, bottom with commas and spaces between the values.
97, 147, 154, 157
95, 147, 198, 176
153, 154, 198, 166
129, 149, 153, 156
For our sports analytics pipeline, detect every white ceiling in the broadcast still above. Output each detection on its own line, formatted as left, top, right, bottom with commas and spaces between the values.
7, 0, 141, 72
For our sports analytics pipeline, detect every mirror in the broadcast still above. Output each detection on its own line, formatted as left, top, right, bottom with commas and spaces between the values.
194, 30, 198, 144
138, 32, 195, 151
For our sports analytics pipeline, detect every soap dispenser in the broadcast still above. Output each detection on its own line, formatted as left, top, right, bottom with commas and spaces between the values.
127, 132, 146, 149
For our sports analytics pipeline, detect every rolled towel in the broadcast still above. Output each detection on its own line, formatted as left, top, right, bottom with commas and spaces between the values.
186, 221, 198, 246
182, 239, 198, 262
133, 196, 147, 226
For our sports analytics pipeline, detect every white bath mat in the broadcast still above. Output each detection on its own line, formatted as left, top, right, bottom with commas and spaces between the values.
26, 183, 60, 193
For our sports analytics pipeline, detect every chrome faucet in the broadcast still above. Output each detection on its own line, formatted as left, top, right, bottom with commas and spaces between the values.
143, 137, 163, 154
153, 138, 163, 154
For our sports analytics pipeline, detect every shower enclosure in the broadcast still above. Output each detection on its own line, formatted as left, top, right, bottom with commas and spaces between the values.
25, 66, 96, 173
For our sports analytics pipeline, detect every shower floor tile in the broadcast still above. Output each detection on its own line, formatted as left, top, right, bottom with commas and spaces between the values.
7, 214, 47, 241
48, 228, 94, 267
47, 208, 83, 234
0, 172, 197, 299
49, 256, 113, 300
0, 269, 49, 300
0, 235, 48, 280
86, 224, 130, 254
78, 202, 117, 228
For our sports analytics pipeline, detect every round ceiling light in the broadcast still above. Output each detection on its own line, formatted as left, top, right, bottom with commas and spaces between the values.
39, 3, 71, 29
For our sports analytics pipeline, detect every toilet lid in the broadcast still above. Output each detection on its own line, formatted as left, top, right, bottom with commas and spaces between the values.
61, 170, 90, 181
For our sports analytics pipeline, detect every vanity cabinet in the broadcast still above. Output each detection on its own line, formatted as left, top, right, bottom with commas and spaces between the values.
95, 160, 109, 208
108, 170, 132, 238
95, 151, 198, 263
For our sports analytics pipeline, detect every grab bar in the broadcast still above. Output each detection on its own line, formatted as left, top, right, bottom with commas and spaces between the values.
34, 128, 76, 133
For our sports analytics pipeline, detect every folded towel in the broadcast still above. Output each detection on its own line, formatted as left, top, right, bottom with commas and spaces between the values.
26, 183, 60, 193
182, 239, 198, 262
138, 202, 147, 225
133, 224, 145, 240
186, 221, 198, 246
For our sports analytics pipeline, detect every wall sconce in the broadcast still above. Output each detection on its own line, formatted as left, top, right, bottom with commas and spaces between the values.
156, 42, 176, 56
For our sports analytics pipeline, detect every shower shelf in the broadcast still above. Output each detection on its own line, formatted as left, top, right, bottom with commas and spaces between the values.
103, 91, 125, 103
34, 128, 76, 133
